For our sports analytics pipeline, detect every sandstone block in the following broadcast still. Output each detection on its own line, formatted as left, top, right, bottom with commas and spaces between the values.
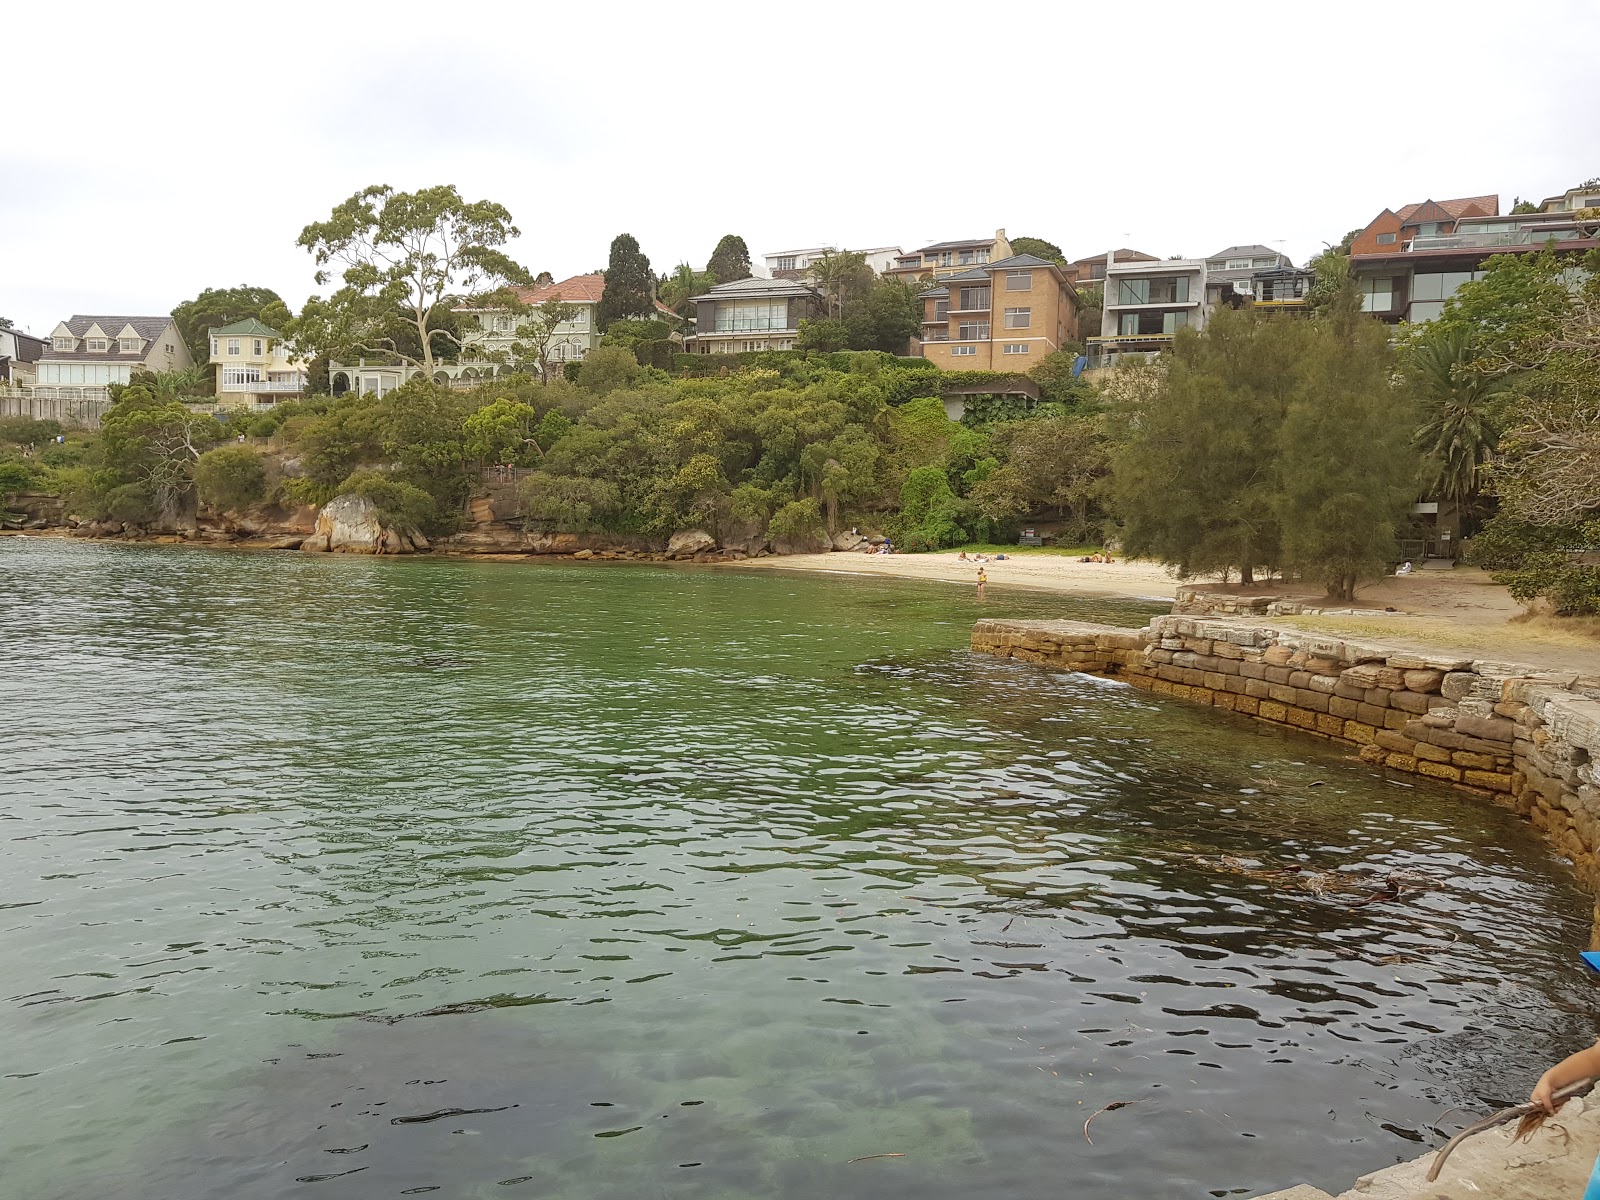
1240, 662, 1268, 681
1415, 742, 1451, 763
1234, 696, 1260, 716
1333, 681, 1367, 701
1294, 688, 1330, 713
1329, 696, 1360, 719
1357, 703, 1390, 727
1268, 683, 1299, 705
1343, 665, 1383, 689
1308, 675, 1339, 695
1464, 769, 1514, 793
1453, 750, 1498, 770
1376, 667, 1406, 691
1456, 714, 1517, 743
1204, 672, 1229, 691
1246, 679, 1272, 700
1384, 709, 1413, 731
1418, 761, 1463, 782
1265, 665, 1293, 686
1359, 743, 1388, 764
1172, 651, 1201, 669
1224, 676, 1247, 695
1316, 713, 1345, 737
1403, 669, 1445, 693
1364, 688, 1393, 709
1386, 753, 1419, 772
1441, 671, 1479, 701
1259, 701, 1288, 722
1286, 707, 1318, 730
1182, 638, 1214, 656
1288, 670, 1312, 689
1390, 691, 1431, 715
1376, 730, 1416, 755
1306, 657, 1342, 675
1263, 646, 1294, 666
1214, 642, 1244, 660
1345, 721, 1379, 744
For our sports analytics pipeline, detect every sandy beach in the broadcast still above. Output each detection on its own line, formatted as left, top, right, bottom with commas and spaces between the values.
730, 550, 1600, 673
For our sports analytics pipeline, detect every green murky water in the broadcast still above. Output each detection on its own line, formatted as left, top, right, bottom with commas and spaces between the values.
2, 539, 1595, 1199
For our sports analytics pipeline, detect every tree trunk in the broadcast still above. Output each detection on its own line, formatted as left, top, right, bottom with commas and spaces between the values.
1240, 563, 1254, 586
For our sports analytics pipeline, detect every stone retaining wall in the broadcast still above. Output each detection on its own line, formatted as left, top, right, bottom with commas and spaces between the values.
973, 614, 1600, 895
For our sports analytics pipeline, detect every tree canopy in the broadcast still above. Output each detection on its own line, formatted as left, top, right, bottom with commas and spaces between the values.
1009, 237, 1066, 264
296, 184, 530, 374
706, 234, 752, 284
171, 286, 292, 367
596, 234, 655, 330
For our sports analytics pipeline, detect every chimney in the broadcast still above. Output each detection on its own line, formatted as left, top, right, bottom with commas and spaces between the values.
993, 228, 1011, 258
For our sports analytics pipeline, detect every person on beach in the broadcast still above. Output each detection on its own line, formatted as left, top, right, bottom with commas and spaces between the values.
976, 567, 987, 599
1530, 1037, 1600, 1199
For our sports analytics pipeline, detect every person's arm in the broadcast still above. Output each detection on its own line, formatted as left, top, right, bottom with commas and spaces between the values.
1531, 1040, 1600, 1112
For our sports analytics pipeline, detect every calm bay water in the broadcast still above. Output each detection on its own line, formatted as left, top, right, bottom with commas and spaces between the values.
2, 538, 1596, 1199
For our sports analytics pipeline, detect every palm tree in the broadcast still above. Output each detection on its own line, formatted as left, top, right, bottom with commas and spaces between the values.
1407, 325, 1514, 507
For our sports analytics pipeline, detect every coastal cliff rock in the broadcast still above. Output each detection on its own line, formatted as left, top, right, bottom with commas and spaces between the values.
666, 529, 717, 558
299, 494, 422, 555
772, 528, 832, 555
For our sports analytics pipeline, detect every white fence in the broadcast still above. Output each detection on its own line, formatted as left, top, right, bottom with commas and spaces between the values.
0, 387, 114, 428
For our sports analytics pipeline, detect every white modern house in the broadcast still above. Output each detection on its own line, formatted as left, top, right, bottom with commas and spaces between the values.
758, 245, 903, 278
1089, 256, 1210, 369
206, 318, 307, 409
34, 315, 192, 394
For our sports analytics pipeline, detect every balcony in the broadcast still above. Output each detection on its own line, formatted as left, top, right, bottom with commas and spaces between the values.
220, 378, 306, 393
1409, 226, 1591, 252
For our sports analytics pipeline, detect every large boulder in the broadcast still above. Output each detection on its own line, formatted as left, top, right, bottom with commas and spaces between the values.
832, 531, 868, 552
771, 528, 833, 555
300, 494, 420, 555
667, 528, 717, 558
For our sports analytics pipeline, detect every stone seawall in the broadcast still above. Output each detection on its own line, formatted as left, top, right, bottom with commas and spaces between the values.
972, 614, 1600, 895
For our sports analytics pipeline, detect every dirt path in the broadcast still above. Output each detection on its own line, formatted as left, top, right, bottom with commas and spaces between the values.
728, 552, 1600, 675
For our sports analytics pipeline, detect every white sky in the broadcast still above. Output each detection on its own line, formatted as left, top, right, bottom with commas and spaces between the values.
6, 0, 1599, 335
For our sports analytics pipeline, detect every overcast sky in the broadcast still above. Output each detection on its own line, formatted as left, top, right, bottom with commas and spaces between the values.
6, 0, 1599, 335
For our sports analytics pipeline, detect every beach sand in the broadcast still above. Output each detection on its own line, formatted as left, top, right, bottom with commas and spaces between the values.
726, 551, 1600, 674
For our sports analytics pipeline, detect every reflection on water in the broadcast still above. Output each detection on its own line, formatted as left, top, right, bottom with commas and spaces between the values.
1, 540, 1595, 1200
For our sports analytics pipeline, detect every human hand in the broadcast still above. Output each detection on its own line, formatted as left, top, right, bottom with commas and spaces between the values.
1530, 1069, 1561, 1114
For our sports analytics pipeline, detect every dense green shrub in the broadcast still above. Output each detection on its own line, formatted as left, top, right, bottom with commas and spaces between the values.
336, 469, 447, 535
0, 416, 63, 445
1468, 517, 1600, 615
767, 498, 827, 545
194, 445, 268, 513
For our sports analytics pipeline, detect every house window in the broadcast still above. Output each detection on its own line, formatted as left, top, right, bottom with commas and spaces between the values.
86, 338, 107, 352
165, 343, 173, 354
958, 250, 974, 265
715, 301, 789, 332
1376, 232, 1397, 245
1003, 307, 1031, 329
1118, 311, 1188, 335
1005, 270, 1032, 290
228, 339, 241, 355
933, 299, 950, 320
253, 339, 264, 356
496, 316, 512, 331
1003, 343, 1030, 354
120, 337, 141, 352
956, 287, 990, 311
53, 336, 75, 352
938, 252, 953, 266
552, 345, 565, 360
976, 250, 989, 263
777, 256, 796, 272
956, 322, 990, 340
1116, 276, 1190, 305
211, 338, 219, 356
950, 345, 977, 356
1360, 277, 1393, 313
1226, 258, 1251, 270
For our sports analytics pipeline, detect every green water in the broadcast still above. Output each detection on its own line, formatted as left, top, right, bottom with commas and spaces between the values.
2, 539, 1596, 1199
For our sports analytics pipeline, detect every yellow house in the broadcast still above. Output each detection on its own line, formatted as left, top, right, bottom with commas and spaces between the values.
208, 318, 307, 408
919, 254, 1081, 370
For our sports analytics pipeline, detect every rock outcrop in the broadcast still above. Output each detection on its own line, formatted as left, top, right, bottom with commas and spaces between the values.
299, 494, 426, 555
771, 527, 832, 555
666, 529, 718, 558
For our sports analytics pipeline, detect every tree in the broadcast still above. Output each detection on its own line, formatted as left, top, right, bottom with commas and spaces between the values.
850, 277, 922, 353
596, 234, 654, 330
972, 412, 1108, 541
463, 398, 542, 464
297, 184, 529, 376
797, 318, 851, 352
1404, 324, 1513, 508
512, 300, 583, 381
808, 250, 873, 320
575, 345, 645, 396
1273, 309, 1417, 601
706, 234, 752, 284
659, 262, 714, 317
171, 286, 292, 367
1009, 237, 1065, 264
96, 387, 224, 522
194, 445, 268, 513
1108, 311, 1304, 583
0, 317, 13, 330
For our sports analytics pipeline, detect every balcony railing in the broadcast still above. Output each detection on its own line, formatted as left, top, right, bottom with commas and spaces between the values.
220, 378, 306, 393
1409, 227, 1590, 252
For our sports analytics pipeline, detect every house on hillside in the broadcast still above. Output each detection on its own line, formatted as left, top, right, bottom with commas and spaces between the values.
206, 318, 307, 409
761, 246, 902, 279
1539, 182, 1600, 213
686, 276, 823, 354
1062, 248, 1159, 286
1348, 192, 1600, 324
34, 315, 192, 394
0, 326, 47, 386
459, 273, 606, 371
918, 253, 1081, 370
885, 231, 1013, 281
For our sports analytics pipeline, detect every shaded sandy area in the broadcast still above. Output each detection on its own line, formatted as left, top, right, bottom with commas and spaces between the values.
729, 551, 1600, 674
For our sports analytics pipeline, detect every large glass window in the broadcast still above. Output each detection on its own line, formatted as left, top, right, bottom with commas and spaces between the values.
1005, 270, 1032, 291
956, 287, 991, 311
1117, 276, 1189, 305
933, 299, 949, 320
957, 322, 990, 340
1409, 301, 1445, 323
714, 301, 790, 332
1003, 307, 1031, 328
950, 345, 976, 356
1412, 273, 1444, 302
1376, 232, 1397, 245
1360, 277, 1393, 313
